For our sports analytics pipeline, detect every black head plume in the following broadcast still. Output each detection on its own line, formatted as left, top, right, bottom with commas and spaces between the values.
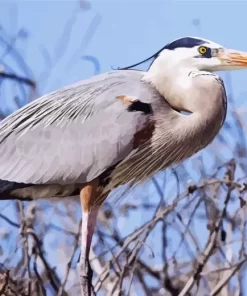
113, 48, 164, 70
113, 37, 209, 71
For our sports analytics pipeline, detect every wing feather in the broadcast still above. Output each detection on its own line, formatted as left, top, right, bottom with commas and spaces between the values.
0, 70, 161, 185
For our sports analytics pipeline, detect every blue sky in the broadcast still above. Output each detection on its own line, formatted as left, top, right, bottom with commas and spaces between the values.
1, 0, 247, 294
2, 0, 247, 96
1, 0, 247, 121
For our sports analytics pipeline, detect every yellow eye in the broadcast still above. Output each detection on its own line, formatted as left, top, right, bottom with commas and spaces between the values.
198, 46, 207, 55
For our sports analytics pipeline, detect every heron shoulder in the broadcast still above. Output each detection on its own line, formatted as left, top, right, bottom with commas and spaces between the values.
0, 70, 156, 133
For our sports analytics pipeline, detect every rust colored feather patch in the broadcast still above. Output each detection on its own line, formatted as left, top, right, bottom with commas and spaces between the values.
116, 95, 137, 105
133, 121, 155, 149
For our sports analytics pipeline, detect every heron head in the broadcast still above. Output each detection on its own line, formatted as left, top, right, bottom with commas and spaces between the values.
119, 36, 247, 74
151, 36, 247, 72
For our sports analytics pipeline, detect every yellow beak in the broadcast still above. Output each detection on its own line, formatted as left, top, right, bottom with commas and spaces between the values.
217, 49, 247, 67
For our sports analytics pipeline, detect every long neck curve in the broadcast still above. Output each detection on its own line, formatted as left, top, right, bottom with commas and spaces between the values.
139, 67, 227, 184
143, 67, 227, 163
107, 67, 227, 192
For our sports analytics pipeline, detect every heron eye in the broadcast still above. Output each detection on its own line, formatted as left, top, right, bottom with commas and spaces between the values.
198, 46, 207, 55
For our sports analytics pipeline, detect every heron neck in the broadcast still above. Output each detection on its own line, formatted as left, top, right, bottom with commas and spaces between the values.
108, 70, 226, 191
143, 65, 197, 110
143, 67, 227, 151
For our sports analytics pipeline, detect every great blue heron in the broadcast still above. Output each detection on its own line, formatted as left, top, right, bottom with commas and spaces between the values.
0, 36, 247, 295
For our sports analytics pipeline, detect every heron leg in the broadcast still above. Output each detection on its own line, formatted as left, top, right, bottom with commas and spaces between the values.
78, 179, 104, 296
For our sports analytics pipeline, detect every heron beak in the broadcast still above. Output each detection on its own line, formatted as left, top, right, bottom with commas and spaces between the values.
217, 48, 247, 68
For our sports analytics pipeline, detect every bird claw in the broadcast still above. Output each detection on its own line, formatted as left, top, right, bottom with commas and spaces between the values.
78, 259, 96, 296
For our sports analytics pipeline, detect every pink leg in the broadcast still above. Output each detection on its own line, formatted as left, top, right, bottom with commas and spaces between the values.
78, 180, 105, 296
78, 206, 100, 296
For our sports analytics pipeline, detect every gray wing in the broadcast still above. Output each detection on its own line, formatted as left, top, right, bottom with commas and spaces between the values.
0, 70, 162, 185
